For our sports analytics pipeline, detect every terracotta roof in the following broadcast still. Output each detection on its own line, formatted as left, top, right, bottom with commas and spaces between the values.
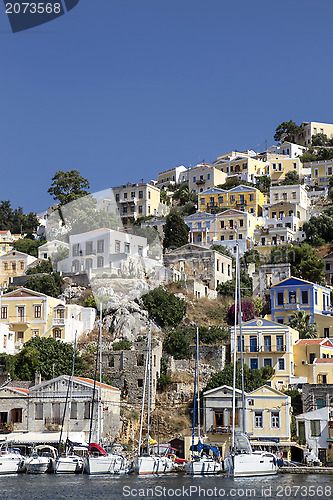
315, 358, 333, 364
8, 387, 29, 394
296, 339, 332, 346
74, 377, 119, 392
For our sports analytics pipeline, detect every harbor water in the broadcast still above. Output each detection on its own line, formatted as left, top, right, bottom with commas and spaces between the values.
0, 473, 332, 500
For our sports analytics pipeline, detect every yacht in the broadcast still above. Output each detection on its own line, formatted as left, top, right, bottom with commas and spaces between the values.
0, 445, 24, 474
84, 442, 130, 475
25, 445, 57, 474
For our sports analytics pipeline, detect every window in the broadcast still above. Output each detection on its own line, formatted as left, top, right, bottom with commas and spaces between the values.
86, 242, 93, 255
123, 192, 128, 199
34, 305, 42, 319
207, 173, 210, 180
220, 221, 224, 229
239, 219, 243, 227
138, 205, 143, 214
139, 191, 143, 199
220, 235, 225, 241
263, 358, 272, 367
84, 402, 91, 419
272, 163, 276, 170
271, 411, 280, 428
115, 193, 119, 202
315, 290, 318, 305
289, 291, 296, 304
309, 353, 315, 364
115, 240, 120, 253
3, 262, 8, 271
131, 191, 135, 199
310, 420, 321, 437
124, 243, 130, 253
32, 330, 39, 337
148, 191, 151, 199
216, 260, 219, 272
254, 411, 263, 428
324, 328, 329, 338
137, 354, 144, 366
200, 198, 205, 206
35, 403, 43, 420
72, 244, 80, 256
229, 235, 234, 240
228, 264, 231, 276
17, 331, 24, 342
138, 246, 143, 257
193, 176, 196, 182
18, 306, 24, 320
229, 220, 233, 229
249, 194, 254, 202
277, 292, 284, 306
263, 336, 271, 352
293, 162, 297, 169
277, 318, 284, 324
11, 408, 22, 423
239, 234, 243, 239
278, 358, 285, 371
97, 256, 104, 268
138, 379, 143, 388
12, 263, 16, 271
20, 261, 24, 270
70, 402, 77, 420
214, 411, 224, 427
1, 307, 7, 320
301, 290, 309, 304
97, 240, 104, 253
230, 195, 235, 203
250, 358, 258, 370
148, 205, 151, 214
218, 196, 224, 204
54, 329, 61, 339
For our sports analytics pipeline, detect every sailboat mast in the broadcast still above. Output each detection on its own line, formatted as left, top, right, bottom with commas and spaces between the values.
66, 325, 77, 444
138, 329, 149, 457
232, 240, 238, 450
99, 303, 103, 445
147, 327, 151, 456
237, 226, 246, 433
196, 327, 200, 439
191, 329, 198, 459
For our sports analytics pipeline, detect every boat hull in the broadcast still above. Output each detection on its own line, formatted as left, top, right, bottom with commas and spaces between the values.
26, 458, 52, 474
134, 456, 174, 475
224, 452, 278, 477
54, 456, 83, 474
185, 458, 222, 475
84, 455, 129, 475
0, 457, 23, 474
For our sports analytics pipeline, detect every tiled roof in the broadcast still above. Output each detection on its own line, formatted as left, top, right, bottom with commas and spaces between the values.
74, 377, 119, 391
8, 387, 29, 394
315, 358, 333, 364
296, 339, 332, 345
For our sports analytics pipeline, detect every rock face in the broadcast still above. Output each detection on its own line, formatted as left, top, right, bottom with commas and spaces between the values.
93, 282, 161, 342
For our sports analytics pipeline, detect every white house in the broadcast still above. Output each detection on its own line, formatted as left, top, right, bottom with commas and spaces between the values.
38, 240, 69, 261
296, 406, 333, 464
0, 323, 15, 355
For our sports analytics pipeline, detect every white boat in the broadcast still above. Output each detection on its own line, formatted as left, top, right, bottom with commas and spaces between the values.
25, 445, 57, 474
133, 455, 174, 475
84, 442, 130, 475
54, 454, 84, 474
0, 445, 24, 474
185, 455, 222, 475
223, 433, 278, 477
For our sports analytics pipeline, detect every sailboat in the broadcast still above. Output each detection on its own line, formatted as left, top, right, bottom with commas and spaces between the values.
185, 327, 222, 475
84, 304, 130, 475
0, 444, 24, 474
54, 329, 84, 474
133, 328, 174, 475
223, 230, 279, 477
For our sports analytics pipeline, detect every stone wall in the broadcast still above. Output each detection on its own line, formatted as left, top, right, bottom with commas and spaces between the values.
302, 383, 333, 413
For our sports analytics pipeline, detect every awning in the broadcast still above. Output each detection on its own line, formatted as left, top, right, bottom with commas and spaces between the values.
0, 431, 87, 445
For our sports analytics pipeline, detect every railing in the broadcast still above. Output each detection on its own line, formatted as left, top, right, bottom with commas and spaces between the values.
283, 303, 300, 310
85, 249, 96, 256
196, 179, 206, 185
240, 345, 286, 353
45, 417, 62, 426
52, 318, 65, 326
209, 425, 231, 434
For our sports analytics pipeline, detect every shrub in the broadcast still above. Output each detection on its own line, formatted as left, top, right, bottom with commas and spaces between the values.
112, 340, 132, 351
227, 301, 259, 324
141, 287, 186, 327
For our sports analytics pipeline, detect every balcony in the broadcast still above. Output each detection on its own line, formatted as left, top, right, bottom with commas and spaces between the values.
196, 179, 206, 185
241, 345, 286, 353
85, 249, 96, 256
44, 417, 62, 426
283, 302, 300, 310
209, 425, 231, 434
191, 227, 208, 233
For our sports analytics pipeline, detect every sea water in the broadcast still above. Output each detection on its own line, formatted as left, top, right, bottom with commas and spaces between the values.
0, 473, 332, 499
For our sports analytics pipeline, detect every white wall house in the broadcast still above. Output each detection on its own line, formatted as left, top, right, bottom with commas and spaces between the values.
0, 323, 15, 355
38, 240, 69, 261
296, 406, 333, 463
57, 228, 148, 277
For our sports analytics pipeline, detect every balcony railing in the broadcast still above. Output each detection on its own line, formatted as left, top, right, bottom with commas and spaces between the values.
196, 179, 206, 185
209, 425, 231, 434
45, 417, 62, 426
52, 318, 65, 326
240, 345, 286, 353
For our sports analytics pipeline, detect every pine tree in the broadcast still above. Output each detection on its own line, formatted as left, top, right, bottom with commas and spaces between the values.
163, 209, 190, 250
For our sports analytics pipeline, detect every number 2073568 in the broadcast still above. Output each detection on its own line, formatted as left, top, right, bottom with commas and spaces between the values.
6, 3, 61, 14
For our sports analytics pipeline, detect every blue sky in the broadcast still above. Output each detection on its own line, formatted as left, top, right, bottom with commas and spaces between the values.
1, 0, 333, 213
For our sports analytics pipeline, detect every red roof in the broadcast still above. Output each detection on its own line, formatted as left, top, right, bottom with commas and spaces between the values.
315, 358, 333, 364
74, 377, 119, 392
8, 387, 29, 394
296, 339, 333, 346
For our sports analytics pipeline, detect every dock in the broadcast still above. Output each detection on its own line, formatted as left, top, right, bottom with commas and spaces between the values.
279, 466, 333, 474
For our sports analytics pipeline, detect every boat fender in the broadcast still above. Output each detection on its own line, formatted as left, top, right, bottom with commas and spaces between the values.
277, 458, 284, 467
273, 457, 276, 466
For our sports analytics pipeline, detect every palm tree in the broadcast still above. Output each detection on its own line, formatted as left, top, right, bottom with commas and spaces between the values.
288, 311, 318, 339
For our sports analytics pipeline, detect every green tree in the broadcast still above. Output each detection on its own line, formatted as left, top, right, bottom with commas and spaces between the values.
303, 214, 333, 245
25, 273, 63, 298
0, 201, 39, 235
12, 238, 44, 258
163, 209, 190, 250
282, 171, 301, 185
163, 328, 191, 359
112, 340, 132, 350
26, 259, 53, 275
217, 271, 253, 297
50, 246, 69, 268
217, 179, 255, 190
210, 244, 234, 260
284, 389, 302, 415
241, 249, 260, 270
255, 176, 271, 193
269, 244, 325, 284
288, 311, 318, 339
141, 287, 186, 327
48, 170, 90, 205
171, 183, 197, 206
205, 362, 274, 393
311, 133, 332, 147
274, 120, 302, 143
14, 337, 84, 380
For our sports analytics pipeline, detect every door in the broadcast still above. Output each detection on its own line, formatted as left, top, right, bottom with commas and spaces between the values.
318, 449, 327, 464
276, 335, 284, 351
264, 336, 271, 352
250, 336, 257, 352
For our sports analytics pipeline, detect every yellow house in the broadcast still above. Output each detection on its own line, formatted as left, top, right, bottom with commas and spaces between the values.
231, 318, 299, 391
0, 231, 22, 254
198, 185, 266, 216
271, 277, 333, 338
0, 288, 96, 348
156, 165, 188, 188
293, 339, 333, 384
203, 383, 291, 459
298, 121, 333, 146
184, 209, 258, 256
0, 250, 37, 289
213, 154, 268, 183
311, 160, 333, 187
269, 157, 302, 183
